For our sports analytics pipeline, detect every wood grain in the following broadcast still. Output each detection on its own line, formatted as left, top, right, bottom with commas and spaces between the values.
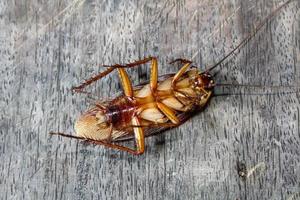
1, 0, 300, 199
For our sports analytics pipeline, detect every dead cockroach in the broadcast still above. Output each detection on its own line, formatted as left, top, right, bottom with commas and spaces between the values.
50, 0, 294, 155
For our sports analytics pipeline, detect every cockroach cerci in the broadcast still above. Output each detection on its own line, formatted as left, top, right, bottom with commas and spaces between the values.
50, 0, 294, 155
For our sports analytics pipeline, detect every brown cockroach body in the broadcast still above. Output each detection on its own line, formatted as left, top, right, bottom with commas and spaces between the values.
72, 58, 214, 154
50, 0, 293, 155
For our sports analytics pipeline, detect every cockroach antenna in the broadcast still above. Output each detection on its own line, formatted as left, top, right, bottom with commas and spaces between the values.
205, 0, 294, 74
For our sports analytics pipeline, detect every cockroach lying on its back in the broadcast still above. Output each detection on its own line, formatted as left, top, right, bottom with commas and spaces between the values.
50, 0, 293, 155
52, 58, 215, 155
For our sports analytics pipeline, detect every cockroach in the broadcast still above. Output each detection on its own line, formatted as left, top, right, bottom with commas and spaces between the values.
50, 0, 294, 155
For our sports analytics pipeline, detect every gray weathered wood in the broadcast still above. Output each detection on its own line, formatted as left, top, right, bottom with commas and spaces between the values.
1, 0, 300, 199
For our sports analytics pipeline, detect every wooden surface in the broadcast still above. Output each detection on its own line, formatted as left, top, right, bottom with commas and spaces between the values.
1, 0, 300, 199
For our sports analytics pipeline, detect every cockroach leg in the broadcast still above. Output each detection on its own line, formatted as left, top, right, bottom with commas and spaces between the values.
156, 102, 179, 124
114, 57, 159, 98
169, 58, 192, 64
200, 88, 210, 96
72, 67, 115, 93
150, 58, 158, 92
81, 116, 145, 155
129, 122, 177, 128
84, 138, 144, 155
172, 62, 192, 88
117, 57, 160, 94
102, 57, 155, 69
117, 68, 134, 97
72, 57, 157, 94
131, 116, 145, 154
50, 128, 145, 155
73, 57, 160, 98
116, 57, 159, 93
173, 90, 192, 99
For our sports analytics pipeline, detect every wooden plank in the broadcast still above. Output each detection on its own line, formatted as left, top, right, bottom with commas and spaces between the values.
1, 0, 300, 199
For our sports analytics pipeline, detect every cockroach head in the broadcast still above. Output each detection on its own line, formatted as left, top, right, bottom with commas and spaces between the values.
194, 72, 215, 90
